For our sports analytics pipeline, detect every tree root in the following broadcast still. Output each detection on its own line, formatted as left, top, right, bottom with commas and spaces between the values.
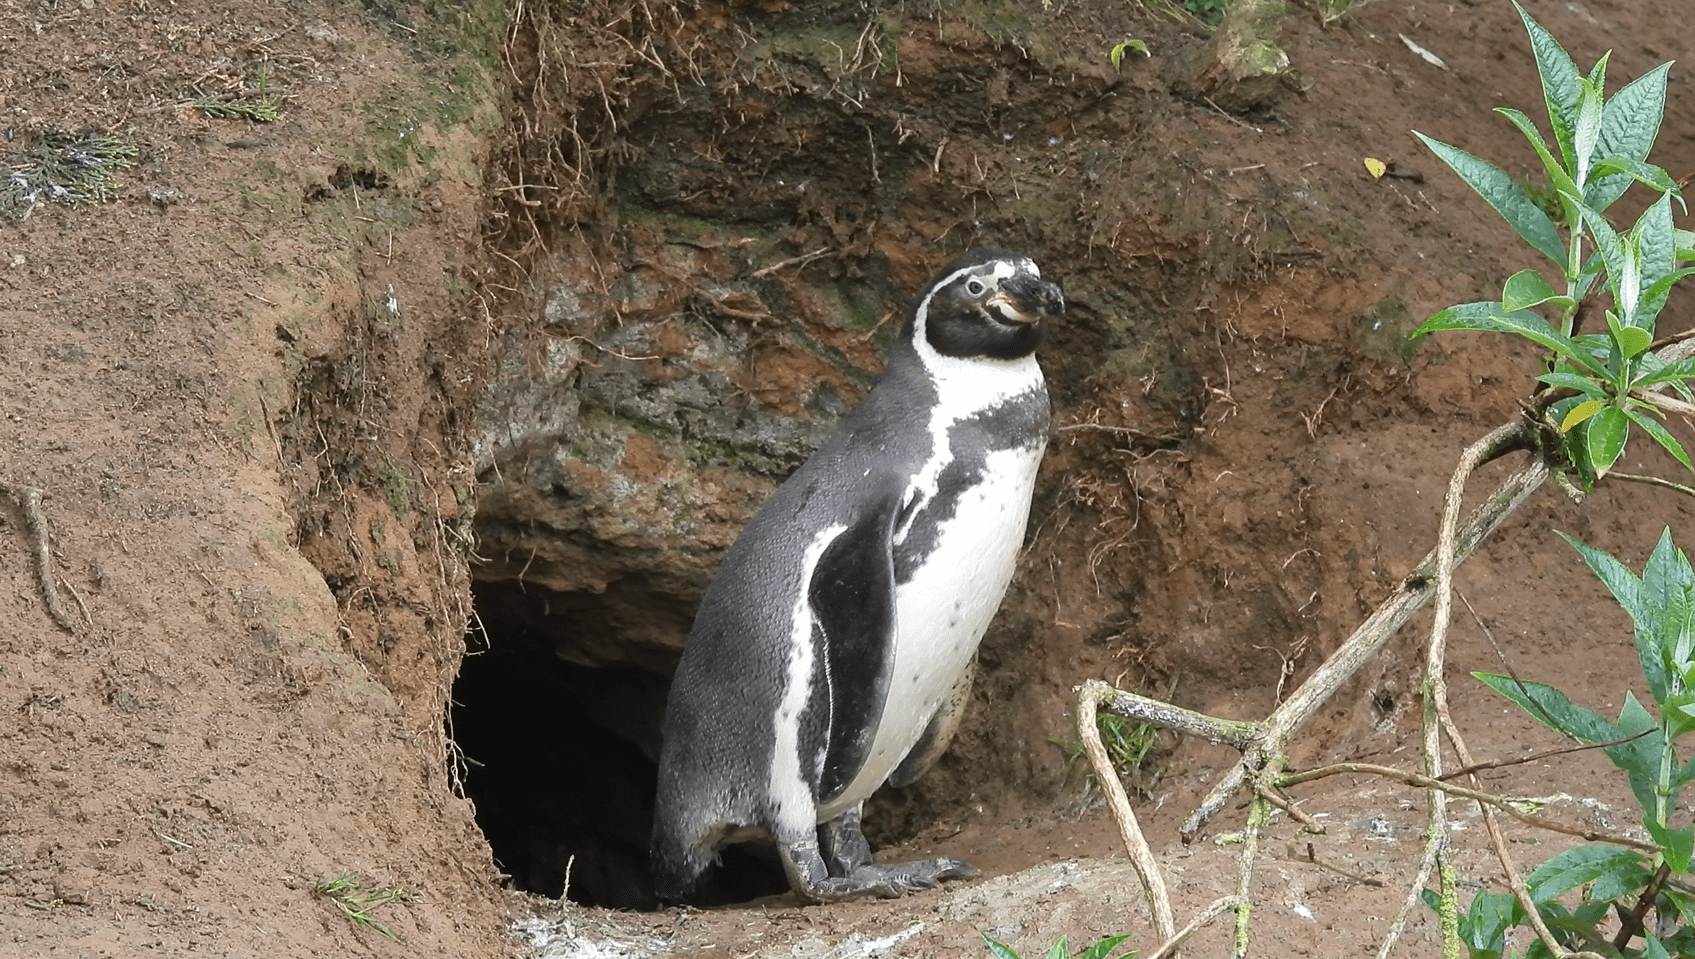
2, 482, 77, 633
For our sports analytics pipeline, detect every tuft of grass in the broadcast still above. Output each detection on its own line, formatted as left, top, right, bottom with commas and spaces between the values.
192, 63, 285, 123
1053, 711, 1164, 778
193, 96, 283, 123
311, 873, 420, 943
1051, 680, 1175, 795
3, 131, 137, 220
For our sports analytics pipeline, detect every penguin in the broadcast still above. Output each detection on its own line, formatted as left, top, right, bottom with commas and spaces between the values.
652, 248, 1064, 903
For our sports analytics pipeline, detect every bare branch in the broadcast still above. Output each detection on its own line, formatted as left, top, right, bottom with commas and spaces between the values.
1076, 682, 1175, 943
1605, 470, 1695, 500
1082, 681, 1264, 751
1276, 762, 1658, 852
1182, 421, 1543, 839
1143, 895, 1246, 959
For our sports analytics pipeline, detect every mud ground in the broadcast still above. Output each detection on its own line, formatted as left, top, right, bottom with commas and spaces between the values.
1, 0, 1692, 956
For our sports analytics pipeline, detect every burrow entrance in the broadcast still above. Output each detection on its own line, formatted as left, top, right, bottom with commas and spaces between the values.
448, 578, 791, 909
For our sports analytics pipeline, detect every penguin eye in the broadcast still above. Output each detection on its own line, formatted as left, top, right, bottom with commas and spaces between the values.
965, 279, 986, 297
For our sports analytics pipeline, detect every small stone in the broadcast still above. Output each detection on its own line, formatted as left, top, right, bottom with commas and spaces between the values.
52, 872, 91, 906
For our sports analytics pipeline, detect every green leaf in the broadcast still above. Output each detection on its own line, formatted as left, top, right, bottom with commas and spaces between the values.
1642, 527, 1695, 610
1471, 309, 1608, 376
1588, 156, 1681, 201
1109, 40, 1148, 69
1561, 398, 1606, 432
1416, 131, 1566, 265
1675, 751, 1695, 792
1502, 269, 1561, 313
1411, 300, 1501, 338
1623, 405, 1693, 471
1074, 934, 1133, 959
1537, 370, 1606, 397
1586, 850, 1654, 902
1572, 73, 1605, 186
1613, 324, 1652, 359
1678, 227, 1695, 263
1463, 890, 1519, 954
1044, 938, 1069, 959
1642, 934, 1673, 959
1582, 404, 1628, 473
1525, 844, 1644, 902
1666, 690, 1695, 740
1473, 672, 1620, 743
1559, 531, 1649, 630
1631, 354, 1695, 390
1614, 692, 1665, 812
1633, 192, 1679, 328
1495, 105, 1585, 206
981, 933, 1024, 959
1646, 820, 1695, 873
1640, 268, 1695, 330
1587, 61, 1673, 211
1515, 1, 1582, 172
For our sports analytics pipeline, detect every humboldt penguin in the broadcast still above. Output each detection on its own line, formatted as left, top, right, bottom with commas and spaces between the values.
652, 248, 1063, 903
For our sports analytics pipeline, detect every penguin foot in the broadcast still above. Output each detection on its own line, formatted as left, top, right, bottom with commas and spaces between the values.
780, 836, 977, 903
834, 857, 978, 900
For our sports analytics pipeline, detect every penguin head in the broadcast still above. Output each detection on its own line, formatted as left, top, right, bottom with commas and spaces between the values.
907, 248, 1065, 362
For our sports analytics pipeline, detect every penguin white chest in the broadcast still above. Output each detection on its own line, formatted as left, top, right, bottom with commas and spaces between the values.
821, 438, 1045, 816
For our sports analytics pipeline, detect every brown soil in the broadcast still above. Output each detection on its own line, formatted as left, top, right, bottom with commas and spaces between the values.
2, 0, 1692, 957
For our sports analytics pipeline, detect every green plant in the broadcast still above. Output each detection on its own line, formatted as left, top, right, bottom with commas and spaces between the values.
1052, 702, 1166, 792
2, 131, 137, 220
1181, 0, 1226, 25
1109, 39, 1150, 69
311, 873, 420, 943
1424, 527, 1695, 957
194, 63, 285, 123
1410, 1, 1695, 491
981, 931, 1135, 959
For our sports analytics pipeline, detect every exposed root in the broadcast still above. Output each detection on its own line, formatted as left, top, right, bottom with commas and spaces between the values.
2, 482, 78, 633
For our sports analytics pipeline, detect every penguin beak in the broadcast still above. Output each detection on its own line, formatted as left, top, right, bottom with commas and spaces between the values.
987, 275, 1066, 327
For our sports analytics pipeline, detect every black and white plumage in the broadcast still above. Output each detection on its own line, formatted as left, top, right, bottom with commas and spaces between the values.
651, 248, 1064, 903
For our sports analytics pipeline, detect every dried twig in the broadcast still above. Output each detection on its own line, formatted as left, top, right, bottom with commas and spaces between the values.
2, 482, 77, 632
1275, 762, 1657, 852
1082, 680, 1264, 750
1076, 682, 1175, 943
1382, 413, 1509, 958
1301, 842, 1382, 886
750, 247, 834, 278
1182, 420, 1542, 839
1144, 895, 1245, 959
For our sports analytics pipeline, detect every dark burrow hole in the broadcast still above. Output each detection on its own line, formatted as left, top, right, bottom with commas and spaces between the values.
448, 578, 792, 910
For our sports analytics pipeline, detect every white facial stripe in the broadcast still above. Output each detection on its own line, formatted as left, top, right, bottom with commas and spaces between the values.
899, 258, 1046, 547
769, 523, 846, 837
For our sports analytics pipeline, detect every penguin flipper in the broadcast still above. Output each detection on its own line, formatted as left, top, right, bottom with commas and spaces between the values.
888, 655, 976, 788
808, 474, 906, 801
